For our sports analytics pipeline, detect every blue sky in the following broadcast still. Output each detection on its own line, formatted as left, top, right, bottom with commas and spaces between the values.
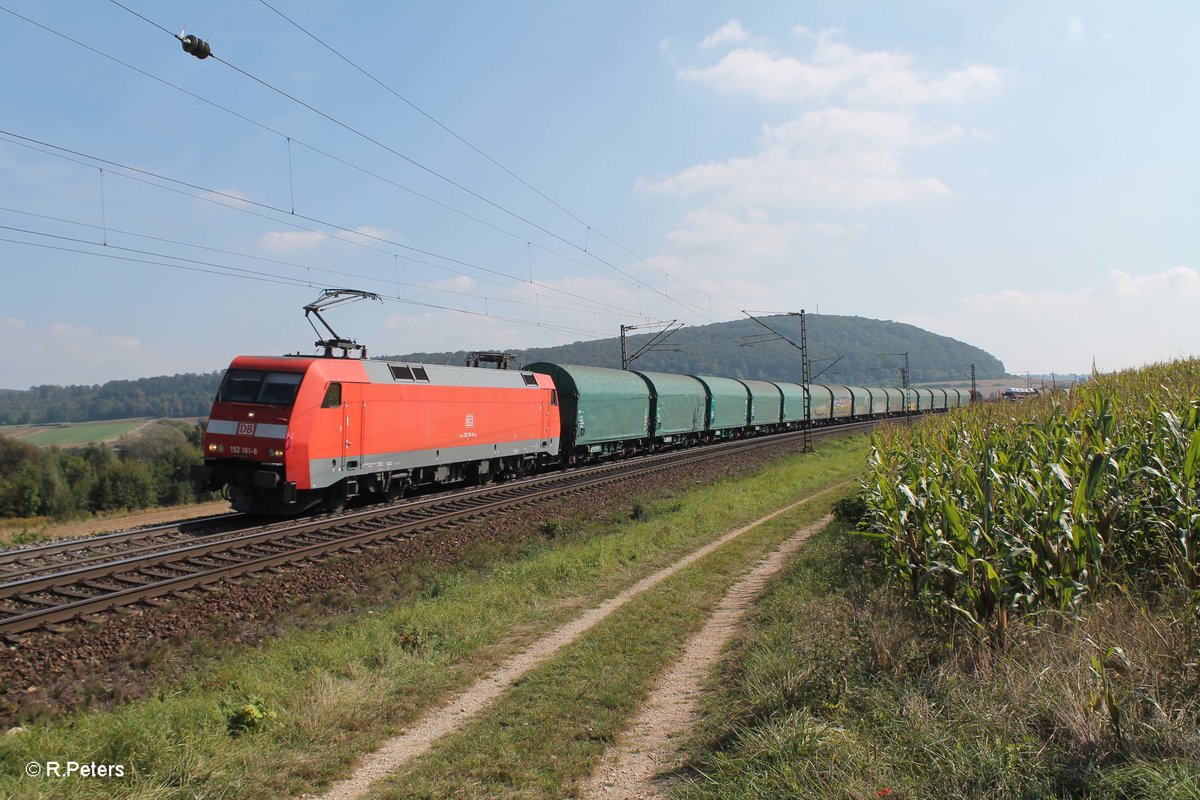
1, 1, 1196, 388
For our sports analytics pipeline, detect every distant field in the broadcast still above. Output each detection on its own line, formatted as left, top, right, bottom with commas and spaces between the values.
0, 418, 152, 447
915, 377, 1082, 398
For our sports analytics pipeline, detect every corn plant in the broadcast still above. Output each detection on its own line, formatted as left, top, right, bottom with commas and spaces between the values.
859, 360, 1200, 645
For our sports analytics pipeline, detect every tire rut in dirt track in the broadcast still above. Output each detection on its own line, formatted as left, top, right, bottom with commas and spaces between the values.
577, 515, 832, 800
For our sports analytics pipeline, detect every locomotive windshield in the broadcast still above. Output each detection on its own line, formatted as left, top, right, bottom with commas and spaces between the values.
218, 369, 304, 405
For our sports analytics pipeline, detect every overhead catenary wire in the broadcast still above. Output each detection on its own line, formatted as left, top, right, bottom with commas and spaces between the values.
0, 232, 612, 340
0, 128, 644, 320
0, 3, 643, 297
101, 0, 721, 322
0, 207, 633, 318
257, 0, 575, 222
253, 0, 744, 320
2, 2, 730, 348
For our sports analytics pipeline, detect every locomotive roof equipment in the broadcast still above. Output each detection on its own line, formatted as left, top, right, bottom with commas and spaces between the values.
303, 288, 381, 359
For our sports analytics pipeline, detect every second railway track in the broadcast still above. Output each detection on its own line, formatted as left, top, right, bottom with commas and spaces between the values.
0, 420, 887, 636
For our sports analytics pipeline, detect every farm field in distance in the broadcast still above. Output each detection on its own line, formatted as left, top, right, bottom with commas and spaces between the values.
0, 418, 155, 447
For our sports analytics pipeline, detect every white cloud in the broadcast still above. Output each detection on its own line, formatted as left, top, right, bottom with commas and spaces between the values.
257, 230, 327, 251
665, 208, 792, 258
763, 107, 964, 149
637, 143, 951, 210
348, 226, 397, 242
646, 31, 997, 218
698, 19, 750, 50
903, 268, 1200, 372
680, 29, 1003, 106
1067, 17, 1086, 44
631, 24, 1003, 338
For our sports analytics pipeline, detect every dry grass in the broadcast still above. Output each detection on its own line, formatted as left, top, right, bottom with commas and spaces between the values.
673, 523, 1200, 800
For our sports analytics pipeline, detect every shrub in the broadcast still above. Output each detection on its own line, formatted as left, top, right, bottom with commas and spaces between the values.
219, 696, 275, 737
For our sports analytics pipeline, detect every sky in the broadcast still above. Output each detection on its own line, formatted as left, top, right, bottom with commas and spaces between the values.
1, 1, 1197, 389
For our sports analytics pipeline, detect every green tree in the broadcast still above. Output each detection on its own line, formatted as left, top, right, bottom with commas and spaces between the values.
92, 460, 155, 511
0, 463, 42, 517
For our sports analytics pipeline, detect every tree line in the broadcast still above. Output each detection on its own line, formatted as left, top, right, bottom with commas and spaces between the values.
0, 420, 214, 520
0, 372, 222, 425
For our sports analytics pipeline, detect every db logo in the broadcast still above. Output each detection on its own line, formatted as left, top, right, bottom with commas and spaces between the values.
464, 414, 474, 428
237, 422, 256, 436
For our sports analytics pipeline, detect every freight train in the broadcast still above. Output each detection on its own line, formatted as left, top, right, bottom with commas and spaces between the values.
194, 355, 967, 514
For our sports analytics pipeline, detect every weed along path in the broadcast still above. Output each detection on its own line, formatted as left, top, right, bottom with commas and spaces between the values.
579, 516, 831, 800
308, 493, 844, 800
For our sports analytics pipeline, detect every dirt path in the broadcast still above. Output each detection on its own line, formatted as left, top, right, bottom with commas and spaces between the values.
578, 515, 831, 800
307, 492, 839, 800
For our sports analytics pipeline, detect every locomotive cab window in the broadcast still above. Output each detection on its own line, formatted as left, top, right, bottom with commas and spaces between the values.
218, 370, 303, 406
550, 389, 558, 406
522, 373, 538, 386
321, 383, 342, 408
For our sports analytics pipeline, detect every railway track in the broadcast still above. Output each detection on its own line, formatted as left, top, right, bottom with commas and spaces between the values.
0, 513, 249, 582
0, 420, 887, 636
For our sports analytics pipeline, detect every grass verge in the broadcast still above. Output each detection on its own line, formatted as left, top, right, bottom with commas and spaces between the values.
0, 434, 869, 799
371, 491, 838, 799
671, 521, 1200, 800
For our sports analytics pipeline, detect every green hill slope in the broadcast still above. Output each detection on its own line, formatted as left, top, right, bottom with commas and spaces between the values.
387, 313, 1005, 385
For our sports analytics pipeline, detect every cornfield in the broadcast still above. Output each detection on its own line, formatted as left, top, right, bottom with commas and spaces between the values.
860, 359, 1200, 644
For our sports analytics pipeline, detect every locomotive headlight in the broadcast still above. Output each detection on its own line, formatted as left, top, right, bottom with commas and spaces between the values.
268, 448, 284, 458
207, 443, 218, 452
247, 411, 256, 419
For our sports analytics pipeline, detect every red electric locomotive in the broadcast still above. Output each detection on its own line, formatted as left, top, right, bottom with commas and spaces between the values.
195, 355, 561, 514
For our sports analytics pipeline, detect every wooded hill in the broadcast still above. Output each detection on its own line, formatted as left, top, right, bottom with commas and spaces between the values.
0, 373, 223, 425
388, 313, 1005, 386
0, 315, 1003, 425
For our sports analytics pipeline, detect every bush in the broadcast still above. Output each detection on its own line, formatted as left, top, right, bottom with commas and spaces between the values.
831, 495, 867, 526
219, 696, 275, 737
